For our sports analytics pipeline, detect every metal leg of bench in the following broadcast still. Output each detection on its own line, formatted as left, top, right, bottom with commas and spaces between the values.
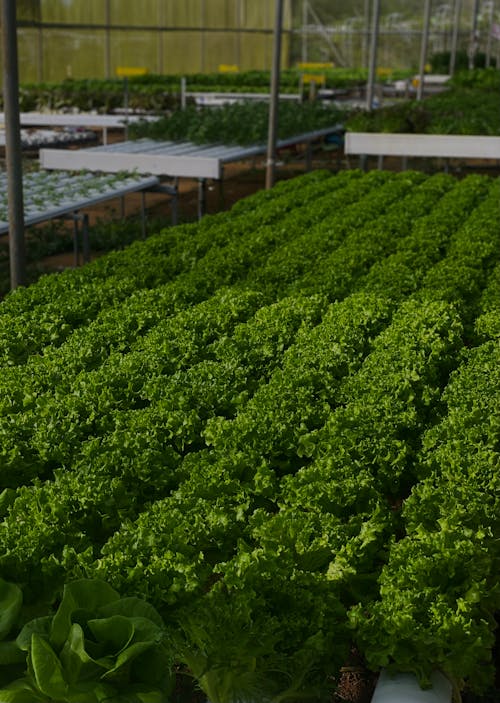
172, 178, 179, 226
73, 213, 80, 267
141, 191, 147, 239
82, 213, 90, 263
219, 167, 225, 211
198, 179, 207, 220
377, 154, 384, 170
305, 142, 312, 171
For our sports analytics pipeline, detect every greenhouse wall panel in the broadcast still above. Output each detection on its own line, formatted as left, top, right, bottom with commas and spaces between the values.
110, 30, 160, 75
42, 30, 106, 82
109, 0, 160, 27
13, 0, 293, 83
162, 32, 203, 75
18, 29, 42, 83
239, 33, 274, 71
40, 0, 106, 24
202, 0, 237, 29
164, 0, 203, 29
203, 32, 240, 73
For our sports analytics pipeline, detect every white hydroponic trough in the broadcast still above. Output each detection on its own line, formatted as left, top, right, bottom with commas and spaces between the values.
345, 132, 500, 160
371, 670, 452, 703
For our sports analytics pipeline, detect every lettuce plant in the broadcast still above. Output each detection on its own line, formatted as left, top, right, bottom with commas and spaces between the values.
0, 579, 173, 703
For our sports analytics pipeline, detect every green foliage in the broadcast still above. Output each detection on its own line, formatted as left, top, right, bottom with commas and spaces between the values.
0, 169, 498, 698
347, 69, 500, 135
0, 579, 173, 703
129, 101, 346, 145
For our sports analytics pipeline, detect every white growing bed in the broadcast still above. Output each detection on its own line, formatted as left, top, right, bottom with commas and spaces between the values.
0, 170, 160, 234
0, 170, 174, 265
0, 113, 159, 145
345, 132, 500, 160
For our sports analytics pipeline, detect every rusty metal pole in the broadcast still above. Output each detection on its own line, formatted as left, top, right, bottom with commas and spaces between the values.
266, 0, 283, 190
1, 0, 26, 289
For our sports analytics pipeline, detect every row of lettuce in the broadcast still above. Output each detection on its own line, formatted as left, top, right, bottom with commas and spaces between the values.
347, 67, 500, 135
14, 68, 374, 114
0, 169, 498, 701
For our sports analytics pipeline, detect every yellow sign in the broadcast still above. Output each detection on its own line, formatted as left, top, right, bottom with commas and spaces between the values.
116, 66, 148, 77
297, 62, 333, 70
218, 64, 239, 73
301, 73, 326, 86
376, 67, 393, 78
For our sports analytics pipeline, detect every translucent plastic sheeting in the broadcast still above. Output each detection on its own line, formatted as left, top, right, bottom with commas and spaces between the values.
162, 32, 203, 75
13, 0, 293, 83
17, 28, 41, 84
110, 31, 160, 73
42, 30, 107, 82
40, 0, 106, 25
110, 0, 160, 27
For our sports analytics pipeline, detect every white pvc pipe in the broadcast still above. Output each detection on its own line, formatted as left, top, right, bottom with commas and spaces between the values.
371, 670, 452, 703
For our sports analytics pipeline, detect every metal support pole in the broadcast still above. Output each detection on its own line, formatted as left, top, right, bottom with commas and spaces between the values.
449, 0, 462, 75
82, 213, 90, 263
105, 0, 111, 79
301, 0, 308, 63
485, 1, 495, 67
123, 76, 129, 140
181, 77, 186, 110
266, 0, 283, 190
363, 0, 371, 69
201, 0, 206, 72
235, 0, 242, 68
417, 0, 432, 101
172, 178, 179, 225
2, 0, 26, 289
305, 141, 312, 171
469, 0, 480, 68
366, 0, 381, 111
72, 213, 80, 267
140, 191, 146, 239
218, 166, 225, 210
198, 179, 207, 220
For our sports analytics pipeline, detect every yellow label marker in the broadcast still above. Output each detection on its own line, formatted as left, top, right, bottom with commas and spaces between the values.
116, 67, 148, 77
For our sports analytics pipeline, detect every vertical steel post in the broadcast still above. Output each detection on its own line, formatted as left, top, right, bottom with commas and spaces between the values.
105, 0, 111, 78
469, 0, 480, 68
266, 0, 283, 190
1, 0, 25, 289
485, 1, 495, 67
366, 0, 381, 111
301, 0, 308, 63
417, 0, 432, 101
449, 0, 462, 75
235, 0, 242, 68
201, 0, 206, 72
363, 0, 371, 69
